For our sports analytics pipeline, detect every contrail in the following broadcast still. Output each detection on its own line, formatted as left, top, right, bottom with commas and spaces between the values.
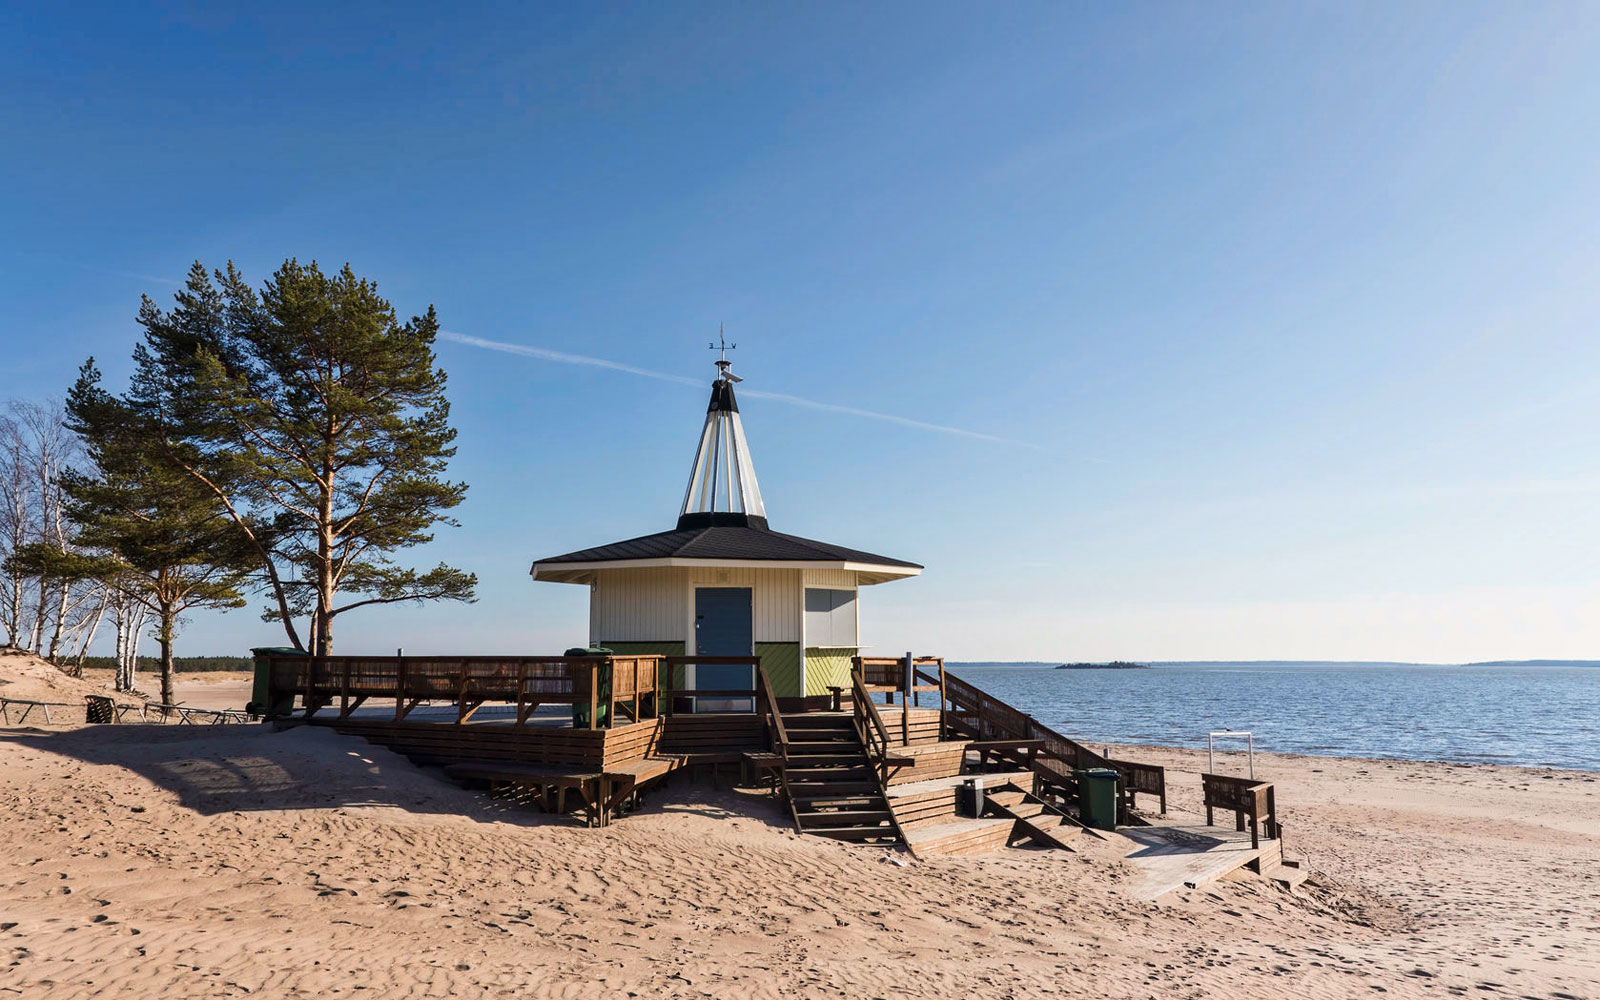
441, 332, 703, 387
439, 331, 1037, 448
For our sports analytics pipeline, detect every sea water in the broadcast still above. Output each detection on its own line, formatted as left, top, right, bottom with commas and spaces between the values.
944, 662, 1600, 772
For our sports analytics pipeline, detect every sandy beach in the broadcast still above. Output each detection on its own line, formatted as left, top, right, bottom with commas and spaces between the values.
1, 658, 1596, 999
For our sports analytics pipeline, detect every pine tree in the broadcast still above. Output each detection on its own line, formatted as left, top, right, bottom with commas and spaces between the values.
62, 360, 253, 704
128, 260, 475, 655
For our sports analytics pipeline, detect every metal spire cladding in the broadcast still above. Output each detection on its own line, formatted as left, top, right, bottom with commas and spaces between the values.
678, 351, 767, 530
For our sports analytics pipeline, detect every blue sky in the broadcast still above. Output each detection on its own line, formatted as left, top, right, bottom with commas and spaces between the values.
4, 3, 1599, 661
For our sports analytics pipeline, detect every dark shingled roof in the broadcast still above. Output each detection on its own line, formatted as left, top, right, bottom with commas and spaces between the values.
533, 525, 922, 569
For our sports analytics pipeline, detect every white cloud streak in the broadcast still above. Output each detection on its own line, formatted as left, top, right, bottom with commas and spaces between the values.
440, 331, 1038, 448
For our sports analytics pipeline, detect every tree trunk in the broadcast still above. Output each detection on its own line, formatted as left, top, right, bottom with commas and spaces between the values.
158, 600, 175, 707
2, 568, 20, 646
76, 587, 109, 671
47, 580, 70, 662
28, 576, 47, 653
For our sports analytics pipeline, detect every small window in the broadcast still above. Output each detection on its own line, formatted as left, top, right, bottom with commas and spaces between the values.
804, 588, 857, 647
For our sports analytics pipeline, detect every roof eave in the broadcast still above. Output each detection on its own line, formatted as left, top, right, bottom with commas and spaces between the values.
530, 557, 922, 585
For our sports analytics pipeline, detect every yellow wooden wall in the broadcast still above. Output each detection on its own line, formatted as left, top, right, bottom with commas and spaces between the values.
804, 648, 853, 696
757, 642, 801, 698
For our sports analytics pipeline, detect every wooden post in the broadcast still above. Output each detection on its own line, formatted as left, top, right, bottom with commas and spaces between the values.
340, 659, 351, 718
901, 651, 912, 745
303, 655, 315, 717
395, 651, 407, 721
938, 659, 948, 740
516, 661, 528, 725
632, 659, 641, 724
588, 662, 599, 731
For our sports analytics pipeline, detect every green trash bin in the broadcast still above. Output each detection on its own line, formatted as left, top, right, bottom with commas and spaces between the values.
249, 647, 307, 719
1078, 768, 1121, 831
566, 647, 613, 728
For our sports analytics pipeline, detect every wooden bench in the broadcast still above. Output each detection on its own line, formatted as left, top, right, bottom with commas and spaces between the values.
445, 761, 612, 825
445, 756, 686, 827
598, 756, 683, 816
1201, 772, 1280, 849
741, 751, 785, 791
1109, 757, 1167, 816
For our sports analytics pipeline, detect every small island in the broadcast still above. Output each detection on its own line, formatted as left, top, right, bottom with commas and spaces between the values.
1055, 661, 1151, 670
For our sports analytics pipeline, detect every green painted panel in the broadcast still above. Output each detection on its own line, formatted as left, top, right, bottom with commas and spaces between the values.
804, 648, 854, 697
756, 642, 801, 698
601, 641, 686, 686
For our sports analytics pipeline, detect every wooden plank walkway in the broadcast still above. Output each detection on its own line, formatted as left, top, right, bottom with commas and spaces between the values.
1118, 821, 1279, 901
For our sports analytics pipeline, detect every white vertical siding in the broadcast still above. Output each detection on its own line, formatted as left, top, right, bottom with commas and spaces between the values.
803, 568, 858, 589
589, 565, 805, 646
590, 568, 688, 643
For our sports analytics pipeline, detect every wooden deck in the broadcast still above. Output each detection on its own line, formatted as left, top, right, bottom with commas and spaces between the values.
1118, 821, 1284, 901
257, 651, 1273, 887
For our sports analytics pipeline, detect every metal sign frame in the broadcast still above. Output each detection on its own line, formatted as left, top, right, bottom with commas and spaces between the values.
1208, 729, 1255, 779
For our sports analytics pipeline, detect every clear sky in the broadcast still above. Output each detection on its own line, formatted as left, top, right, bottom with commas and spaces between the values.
4, 3, 1599, 662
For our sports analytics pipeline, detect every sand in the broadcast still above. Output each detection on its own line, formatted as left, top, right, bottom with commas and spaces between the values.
1, 655, 1596, 999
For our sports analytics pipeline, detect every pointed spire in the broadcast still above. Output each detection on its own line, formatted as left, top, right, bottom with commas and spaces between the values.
678, 343, 767, 530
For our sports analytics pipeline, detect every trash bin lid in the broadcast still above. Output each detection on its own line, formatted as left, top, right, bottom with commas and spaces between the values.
1082, 768, 1119, 780
250, 647, 307, 657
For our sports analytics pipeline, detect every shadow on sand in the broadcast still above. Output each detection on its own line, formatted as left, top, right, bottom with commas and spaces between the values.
0, 722, 792, 833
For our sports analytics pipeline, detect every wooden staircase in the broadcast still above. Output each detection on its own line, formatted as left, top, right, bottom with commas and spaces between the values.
984, 784, 1084, 850
780, 713, 902, 845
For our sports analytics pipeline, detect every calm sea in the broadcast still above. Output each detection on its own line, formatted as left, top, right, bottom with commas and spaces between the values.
943, 662, 1600, 772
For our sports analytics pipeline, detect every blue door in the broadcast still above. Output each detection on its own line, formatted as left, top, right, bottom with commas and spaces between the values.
694, 587, 753, 711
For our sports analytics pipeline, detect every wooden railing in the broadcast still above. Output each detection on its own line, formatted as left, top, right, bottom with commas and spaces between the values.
1202, 773, 1280, 849
925, 668, 1168, 818
850, 670, 895, 785
852, 655, 947, 744
259, 653, 668, 729
660, 656, 763, 713
755, 664, 789, 758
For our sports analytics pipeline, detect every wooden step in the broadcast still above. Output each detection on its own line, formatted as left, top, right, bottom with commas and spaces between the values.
1011, 815, 1081, 850
794, 795, 882, 811
1259, 859, 1310, 890
789, 781, 881, 797
903, 817, 1015, 858
784, 753, 869, 766
797, 809, 892, 827
786, 766, 873, 780
806, 825, 902, 841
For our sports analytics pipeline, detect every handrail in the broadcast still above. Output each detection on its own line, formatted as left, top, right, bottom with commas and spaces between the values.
1202, 772, 1280, 849
849, 671, 895, 785
850, 671, 892, 751
921, 666, 1167, 818
755, 664, 789, 757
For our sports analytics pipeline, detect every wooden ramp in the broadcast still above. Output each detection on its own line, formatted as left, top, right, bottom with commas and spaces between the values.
1118, 822, 1283, 901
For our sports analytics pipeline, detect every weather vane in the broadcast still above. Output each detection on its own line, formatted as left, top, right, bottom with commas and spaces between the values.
709, 324, 741, 382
